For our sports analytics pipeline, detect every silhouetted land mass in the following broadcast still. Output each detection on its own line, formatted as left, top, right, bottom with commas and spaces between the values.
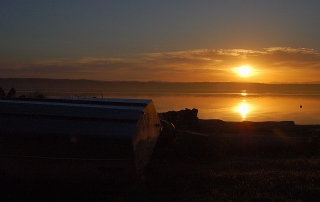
1, 78, 320, 93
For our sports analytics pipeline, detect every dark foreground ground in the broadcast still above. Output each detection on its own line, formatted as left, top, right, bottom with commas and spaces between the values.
1, 120, 320, 201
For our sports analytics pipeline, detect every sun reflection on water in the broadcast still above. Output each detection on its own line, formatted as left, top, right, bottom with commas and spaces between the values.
241, 90, 247, 97
237, 100, 250, 120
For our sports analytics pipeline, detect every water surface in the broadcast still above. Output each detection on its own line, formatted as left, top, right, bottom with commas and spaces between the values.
43, 91, 320, 125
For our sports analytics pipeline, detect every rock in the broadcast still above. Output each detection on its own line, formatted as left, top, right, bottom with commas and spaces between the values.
159, 108, 199, 131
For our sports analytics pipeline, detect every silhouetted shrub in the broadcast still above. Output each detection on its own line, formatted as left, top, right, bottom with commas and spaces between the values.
25, 91, 46, 98
6, 88, 16, 98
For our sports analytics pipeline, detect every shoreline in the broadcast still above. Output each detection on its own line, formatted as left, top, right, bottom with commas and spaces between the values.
159, 109, 320, 138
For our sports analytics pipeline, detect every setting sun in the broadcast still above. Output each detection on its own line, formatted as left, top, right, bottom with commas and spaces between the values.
236, 66, 251, 77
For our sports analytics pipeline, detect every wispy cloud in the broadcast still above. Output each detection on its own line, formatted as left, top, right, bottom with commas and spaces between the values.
1, 47, 320, 83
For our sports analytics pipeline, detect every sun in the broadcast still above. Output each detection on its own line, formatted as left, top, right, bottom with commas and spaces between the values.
236, 66, 251, 77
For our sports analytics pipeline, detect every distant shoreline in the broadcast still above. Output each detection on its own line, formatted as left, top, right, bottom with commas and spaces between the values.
1, 78, 320, 94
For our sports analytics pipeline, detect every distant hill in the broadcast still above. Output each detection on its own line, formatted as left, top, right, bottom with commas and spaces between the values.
1, 78, 320, 94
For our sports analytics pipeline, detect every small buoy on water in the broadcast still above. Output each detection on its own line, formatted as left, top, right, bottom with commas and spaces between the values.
300, 105, 302, 108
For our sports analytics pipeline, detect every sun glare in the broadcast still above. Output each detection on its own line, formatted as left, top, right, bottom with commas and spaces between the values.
236, 66, 251, 77
237, 100, 250, 120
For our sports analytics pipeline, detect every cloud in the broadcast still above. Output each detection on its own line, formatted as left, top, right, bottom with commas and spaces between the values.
1, 47, 320, 82
259, 47, 320, 68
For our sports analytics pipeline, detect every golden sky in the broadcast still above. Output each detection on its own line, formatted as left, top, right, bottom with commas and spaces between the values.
2, 47, 320, 83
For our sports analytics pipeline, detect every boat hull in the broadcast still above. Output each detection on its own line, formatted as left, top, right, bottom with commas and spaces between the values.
0, 98, 161, 181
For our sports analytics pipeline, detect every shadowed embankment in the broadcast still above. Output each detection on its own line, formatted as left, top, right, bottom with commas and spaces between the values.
159, 108, 319, 156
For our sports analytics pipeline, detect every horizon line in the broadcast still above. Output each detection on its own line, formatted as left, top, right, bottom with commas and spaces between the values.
1, 77, 320, 85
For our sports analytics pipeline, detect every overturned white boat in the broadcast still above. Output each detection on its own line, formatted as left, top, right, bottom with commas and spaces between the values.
0, 98, 162, 181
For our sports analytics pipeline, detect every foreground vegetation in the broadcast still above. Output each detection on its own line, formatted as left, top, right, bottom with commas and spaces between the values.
134, 129, 320, 202
2, 128, 320, 201
143, 153, 320, 201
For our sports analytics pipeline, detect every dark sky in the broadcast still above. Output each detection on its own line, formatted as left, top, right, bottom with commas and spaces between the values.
1, 0, 320, 82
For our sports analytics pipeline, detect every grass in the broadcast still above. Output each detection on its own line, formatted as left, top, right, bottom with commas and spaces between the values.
140, 157, 320, 201
2, 128, 320, 201
130, 134, 320, 202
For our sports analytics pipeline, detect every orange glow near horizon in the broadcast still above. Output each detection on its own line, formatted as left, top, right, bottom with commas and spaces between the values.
2, 47, 320, 83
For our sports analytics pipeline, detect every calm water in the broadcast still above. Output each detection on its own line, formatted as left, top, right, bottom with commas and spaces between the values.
43, 91, 320, 125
